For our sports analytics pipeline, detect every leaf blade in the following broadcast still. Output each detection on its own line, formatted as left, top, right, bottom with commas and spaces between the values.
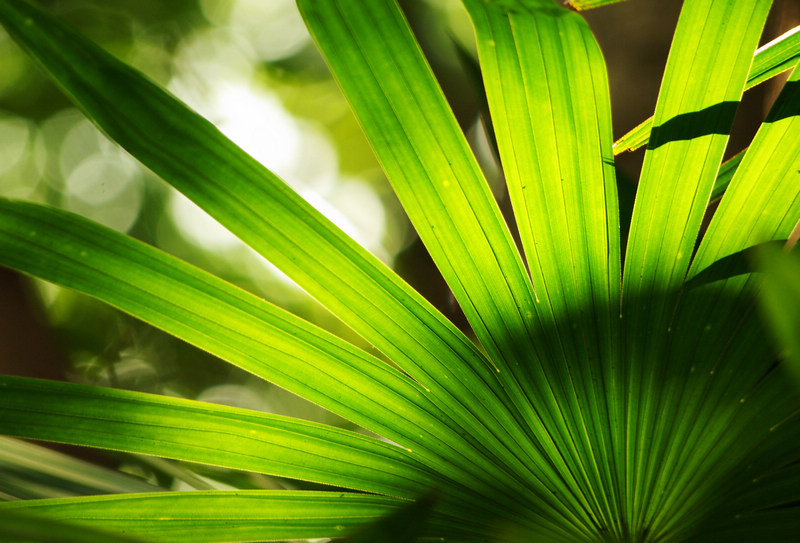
0, 0, 519, 483
613, 24, 800, 155
462, 0, 623, 533
690, 64, 800, 278
295, 0, 540, 411
0, 375, 434, 498
620, 0, 773, 532
0, 200, 562, 533
0, 491, 484, 543
295, 2, 600, 535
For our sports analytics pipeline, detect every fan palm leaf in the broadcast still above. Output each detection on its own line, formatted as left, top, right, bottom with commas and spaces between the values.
0, 0, 798, 541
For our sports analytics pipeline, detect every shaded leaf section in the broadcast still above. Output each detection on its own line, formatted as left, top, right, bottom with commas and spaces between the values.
756, 247, 800, 379
341, 489, 439, 543
0, 436, 162, 500
683, 240, 786, 290
462, 0, 623, 537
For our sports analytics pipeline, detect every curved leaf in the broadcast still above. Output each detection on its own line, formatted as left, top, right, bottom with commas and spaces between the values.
0, 0, 519, 485
0, 376, 435, 498
0, 200, 531, 511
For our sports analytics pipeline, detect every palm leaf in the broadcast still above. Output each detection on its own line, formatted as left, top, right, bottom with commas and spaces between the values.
0, 0, 517, 469
462, 0, 622, 533
0, 375, 437, 498
0, 200, 550, 529
0, 0, 798, 541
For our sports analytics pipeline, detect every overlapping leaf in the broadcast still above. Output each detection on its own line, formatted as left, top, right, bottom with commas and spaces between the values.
0, 0, 798, 541
613, 25, 800, 155
691, 64, 800, 276
0, 436, 162, 499
297, 0, 602, 534
462, 0, 622, 535
0, 0, 525, 485
0, 375, 436, 498
624, 0, 771, 298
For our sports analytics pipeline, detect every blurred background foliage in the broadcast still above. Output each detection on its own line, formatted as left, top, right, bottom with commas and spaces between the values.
0, 0, 797, 496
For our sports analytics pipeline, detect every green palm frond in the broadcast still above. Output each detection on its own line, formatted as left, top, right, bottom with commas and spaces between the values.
0, 0, 798, 542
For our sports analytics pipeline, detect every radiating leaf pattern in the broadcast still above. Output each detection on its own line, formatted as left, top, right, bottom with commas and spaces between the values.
0, 0, 798, 541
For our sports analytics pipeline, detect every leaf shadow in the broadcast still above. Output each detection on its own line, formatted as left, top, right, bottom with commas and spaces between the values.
648, 80, 800, 150
648, 102, 740, 149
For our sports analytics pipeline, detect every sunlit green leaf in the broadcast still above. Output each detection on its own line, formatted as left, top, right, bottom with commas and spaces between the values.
462, 0, 622, 534
0, 508, 154, 543
0, 0, 520, 481
613, 26, 800, 155
0, 491, 483, 542
0, 375, 436, 498
623, 0, 771, 308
